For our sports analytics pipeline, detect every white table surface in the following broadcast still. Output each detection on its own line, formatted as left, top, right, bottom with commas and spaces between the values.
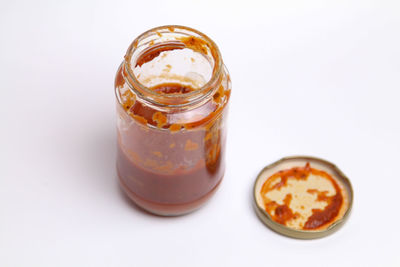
1, 0, 400, 266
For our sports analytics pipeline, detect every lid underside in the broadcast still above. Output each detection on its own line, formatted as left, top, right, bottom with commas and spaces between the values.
253, 156, 353, 239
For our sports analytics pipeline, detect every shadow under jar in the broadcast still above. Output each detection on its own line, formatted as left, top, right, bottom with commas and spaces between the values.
115, 26, 231, 216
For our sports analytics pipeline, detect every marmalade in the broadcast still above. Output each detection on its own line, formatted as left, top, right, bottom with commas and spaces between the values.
115, 26, 231, 216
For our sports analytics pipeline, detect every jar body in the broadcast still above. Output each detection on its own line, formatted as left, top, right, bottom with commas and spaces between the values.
115, 26, 231, 216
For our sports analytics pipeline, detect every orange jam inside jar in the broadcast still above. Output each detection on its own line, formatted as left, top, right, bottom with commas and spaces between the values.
115, 26, 231, 216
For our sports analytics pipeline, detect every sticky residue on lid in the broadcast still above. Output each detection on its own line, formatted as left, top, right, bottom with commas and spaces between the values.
254, 157, 352, 236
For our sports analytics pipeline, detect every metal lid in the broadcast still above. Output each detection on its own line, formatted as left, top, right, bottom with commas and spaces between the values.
253, 156, 353, 239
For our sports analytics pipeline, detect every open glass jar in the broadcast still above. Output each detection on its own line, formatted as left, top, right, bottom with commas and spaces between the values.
115, 25, 231, 216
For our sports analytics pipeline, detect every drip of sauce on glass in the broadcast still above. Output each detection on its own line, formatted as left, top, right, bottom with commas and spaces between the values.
117, 79, 227, 215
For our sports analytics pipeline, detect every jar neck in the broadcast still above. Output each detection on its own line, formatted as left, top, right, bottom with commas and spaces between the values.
122, 25, 223, 109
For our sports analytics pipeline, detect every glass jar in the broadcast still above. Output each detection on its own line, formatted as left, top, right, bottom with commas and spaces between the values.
115, 25, 231, 216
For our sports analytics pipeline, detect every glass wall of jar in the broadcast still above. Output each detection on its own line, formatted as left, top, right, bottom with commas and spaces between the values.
115, 26, 231, 216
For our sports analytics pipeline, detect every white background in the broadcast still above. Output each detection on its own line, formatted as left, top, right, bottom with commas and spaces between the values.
1, 0, 400, 266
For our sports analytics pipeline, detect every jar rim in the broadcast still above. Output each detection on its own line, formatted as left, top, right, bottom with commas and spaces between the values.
123, 25, 223, 108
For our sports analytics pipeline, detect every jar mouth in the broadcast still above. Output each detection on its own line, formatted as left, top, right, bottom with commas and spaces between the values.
123, 25, 223, 108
